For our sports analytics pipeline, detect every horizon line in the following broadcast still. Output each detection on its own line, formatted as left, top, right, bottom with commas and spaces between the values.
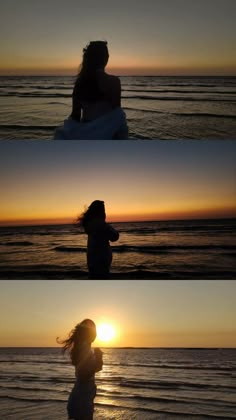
0, 216, 235, 228
0, 74, 236, 78
0, 345, 235, 349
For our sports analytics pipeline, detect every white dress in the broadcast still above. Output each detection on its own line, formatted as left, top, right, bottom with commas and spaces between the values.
54, 107, 128, 140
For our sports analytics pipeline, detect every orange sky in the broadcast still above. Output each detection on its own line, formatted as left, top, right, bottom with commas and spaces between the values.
0, 141, 236, 226
1, 1, 236, 76
0, 280, 236, 347
1, 206, 236, 227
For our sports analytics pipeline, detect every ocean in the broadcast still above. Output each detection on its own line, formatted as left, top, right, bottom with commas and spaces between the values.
0, 219, 235, 279
0, 347, 235, 419
0, 76, 236, 139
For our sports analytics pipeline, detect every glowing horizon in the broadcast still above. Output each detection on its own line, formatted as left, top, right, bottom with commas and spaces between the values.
0, 209, 236, 228
1, 1, 235, 77
1, 141, 236, 226
1, 65, 236, 77
0, 280, 236, 348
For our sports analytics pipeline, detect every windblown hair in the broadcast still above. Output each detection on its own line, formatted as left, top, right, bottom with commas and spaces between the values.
78, 200, 106, 233
57, 319, 96, 366
73, 41, 109, 102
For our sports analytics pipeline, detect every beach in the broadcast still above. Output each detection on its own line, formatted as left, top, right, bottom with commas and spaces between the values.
0, 219, 235, 280
0, 75, 235, 139
0, 347, 235, 419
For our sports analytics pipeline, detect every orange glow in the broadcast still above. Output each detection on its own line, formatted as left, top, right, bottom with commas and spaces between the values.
96, 323, 116, 344
0, 205, 236, 227
1, 65, 236, 77
0, 280, 236, 348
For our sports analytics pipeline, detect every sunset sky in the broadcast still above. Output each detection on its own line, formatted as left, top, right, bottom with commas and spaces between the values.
0, 140, 236, 225
0, 280, 235, 347
0, 0, 235, 75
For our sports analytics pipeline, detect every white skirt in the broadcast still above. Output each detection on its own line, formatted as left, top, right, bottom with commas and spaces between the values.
53, 107, 128, 140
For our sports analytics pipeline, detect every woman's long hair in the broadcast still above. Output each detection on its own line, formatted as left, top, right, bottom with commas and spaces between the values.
78, 200, 106, 232
73, 41, 109, 101
57, 319, 96, 365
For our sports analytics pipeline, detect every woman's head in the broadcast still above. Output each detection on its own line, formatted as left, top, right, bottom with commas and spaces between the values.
79, 200, 106, 230
57, 319, 97, 365
77, 319, 97, 343
81, 41, 109, 73
73, 41, 109, 102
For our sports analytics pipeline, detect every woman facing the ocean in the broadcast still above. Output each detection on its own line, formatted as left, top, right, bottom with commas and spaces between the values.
54, 41, 128, 139
58, 319, 103, 420
79, 200, 119, 279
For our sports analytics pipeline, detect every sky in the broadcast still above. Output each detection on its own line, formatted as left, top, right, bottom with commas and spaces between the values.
0, 140, 236, 225
0, 280, 235, 347
0, 0, 235, 75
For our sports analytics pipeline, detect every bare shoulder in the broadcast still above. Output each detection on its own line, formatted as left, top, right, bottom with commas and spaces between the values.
97, 72, 121, 90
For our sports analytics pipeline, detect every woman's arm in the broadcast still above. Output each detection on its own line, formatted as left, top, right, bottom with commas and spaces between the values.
107, 224, 119, 242
94, 348, 103, 372
76, 346, 103, 378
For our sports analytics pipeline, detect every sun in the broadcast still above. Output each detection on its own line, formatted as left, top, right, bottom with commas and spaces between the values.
97, 323, 116, 342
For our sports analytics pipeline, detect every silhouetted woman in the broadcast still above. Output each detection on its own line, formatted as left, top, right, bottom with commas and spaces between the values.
79, 200, 119, 279
54, 41, 128, 139
57, 319, 103, 420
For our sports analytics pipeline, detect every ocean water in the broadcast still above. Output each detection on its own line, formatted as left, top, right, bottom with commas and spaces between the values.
0, 76, 236, 139
0, 219, 235, 279
0, 347, 235, 419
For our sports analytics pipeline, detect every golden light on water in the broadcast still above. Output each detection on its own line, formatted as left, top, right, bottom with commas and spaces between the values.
97, 323, 116, 343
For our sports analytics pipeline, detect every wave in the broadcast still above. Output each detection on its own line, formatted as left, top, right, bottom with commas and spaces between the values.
0, 359, 69, 365
102, 401, 236, 419
0, 384, 67, 394
0, 92, 71, 98
123, 95, 236, 102
0, 394, 65, 403
1, 241, 34, 246
1, 358, 235, 372
124, 88, 236, 95
121, 224, 235, 234
0, 395, 235, 418
119, 378, 236, 392
108, 361, 236, 371
0, 124, 56, 131
2, 374, 236, 393
124, 106, 236, 119
1, 386, 236, 411
54, 246, 85, 253
177, 112, 236, 119
112, 244, 236, 254
52, 244, 236, 255
0, 395, 158, 415
123, 82, 231, 88
0, 85, 71, 91
1, 90, 236, 103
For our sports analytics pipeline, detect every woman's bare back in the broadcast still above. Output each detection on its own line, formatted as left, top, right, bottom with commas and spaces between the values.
72, 71, 121, 122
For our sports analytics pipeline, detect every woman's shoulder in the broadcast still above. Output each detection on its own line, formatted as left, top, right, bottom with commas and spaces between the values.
97, 71, 120, 89
79, 342, 93, 359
